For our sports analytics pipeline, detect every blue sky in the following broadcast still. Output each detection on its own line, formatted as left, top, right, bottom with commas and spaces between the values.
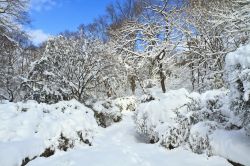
28, 0, 116, 44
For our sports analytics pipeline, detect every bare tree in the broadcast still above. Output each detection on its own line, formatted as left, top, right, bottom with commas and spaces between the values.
0, 0, 29, 37
178, 0, 250, 91
0, 35, 22, 101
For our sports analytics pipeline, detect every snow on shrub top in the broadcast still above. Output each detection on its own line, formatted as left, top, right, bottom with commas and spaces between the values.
226, 43, 250, 69
135, 88, 198, 146
0, 99, 98, 147
114, 96, 137, 112
226, 43, 250, 102
91, 100, 122, 127
136, 88, 194, 126
0, 99, 98, 165
225, 43, 250, 134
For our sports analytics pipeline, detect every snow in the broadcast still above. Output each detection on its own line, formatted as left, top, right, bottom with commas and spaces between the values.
136, 88, 193, 125
210, 129, 250, 166
0, 138, 45, 166
135, 87, 250, 165
27, 113, 230, 166
114, 96, 137, 112
91, 99, 122, 127
225, 43, 250, 135
226, 43, 250, 102
0, 87, 249, 165
135, 88, 198, 146
0, 100, 98, 166
226, 43, 250, 69
0, 100, 97, 144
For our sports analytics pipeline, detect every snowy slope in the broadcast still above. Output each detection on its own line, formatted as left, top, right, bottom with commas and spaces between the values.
27, 112, 230, 166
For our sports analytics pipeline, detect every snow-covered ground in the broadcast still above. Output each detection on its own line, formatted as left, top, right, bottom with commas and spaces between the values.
0, 87, 250, 166
210, 129, 250, 166
27, 112, 230, 166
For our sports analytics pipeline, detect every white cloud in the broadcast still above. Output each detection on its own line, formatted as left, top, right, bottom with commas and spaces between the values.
27, 29, 52, 45
30, 0, 57, 12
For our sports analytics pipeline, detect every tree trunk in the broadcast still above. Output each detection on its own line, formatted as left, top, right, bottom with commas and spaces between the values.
159, 63, 166, 93
130, 75, 136, 95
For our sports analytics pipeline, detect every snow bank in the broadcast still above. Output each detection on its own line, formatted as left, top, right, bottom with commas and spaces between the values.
0, 99, 98, 165
210, 129, 250, 166
0, 138, 45, 166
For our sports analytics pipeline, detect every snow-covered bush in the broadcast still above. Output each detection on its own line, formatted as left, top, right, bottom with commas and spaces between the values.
184, 90, 231, 155
192, 90, 230, 124
0, 100, 97, 150
91, 100, 122, 128
88, 97, 137, 128
156, 117, 191, 149
226, 43, 250, 135
135, 89, 195, 148
134, 88, 230, 153
189, 121, 218, 155
114, 96, 137, 112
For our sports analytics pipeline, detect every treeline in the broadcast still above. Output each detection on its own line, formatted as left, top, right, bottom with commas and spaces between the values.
0, 0, 249, 103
